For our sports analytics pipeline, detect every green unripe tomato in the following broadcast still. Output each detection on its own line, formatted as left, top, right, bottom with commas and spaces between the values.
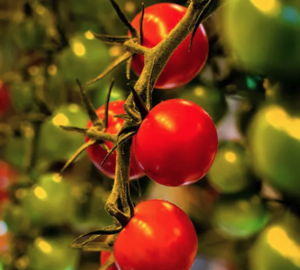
3, 136, 32, 170
9, 81, 35, 112
208, 141, 252, 193
2, 202, 30, 234
250, 212, 300, 270
27, 235, 79, 270
90, 84, 127, 108
58, 35, 111, 84
22, 174, 76, 225
212, 194, 270, 238
222, 0, 300, 80
70, 184, 112, 230
248, 104, 300, 199
178, 85, 228, 123
12, 18, 47, 50
37, 104, 89, 163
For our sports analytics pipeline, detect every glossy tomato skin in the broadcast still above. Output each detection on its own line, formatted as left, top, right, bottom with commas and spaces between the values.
100, 251, 118, 270
114, 200, 198, 270
135, 99, 218, 186
86, 101, 144, 180
130, 3, 209, 89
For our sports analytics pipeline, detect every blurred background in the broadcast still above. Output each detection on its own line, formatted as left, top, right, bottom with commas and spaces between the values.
1, 0, 300, 269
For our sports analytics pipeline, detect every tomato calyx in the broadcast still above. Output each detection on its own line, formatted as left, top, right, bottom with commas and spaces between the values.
59, 80, 117, 175
71, 224, 121, 252
86, 0, 146, 86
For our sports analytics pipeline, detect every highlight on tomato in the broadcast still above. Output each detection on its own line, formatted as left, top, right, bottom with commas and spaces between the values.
86, 100, 144, 180
130, 3, 209, 89
113, 200, 198, 270
134, 99, 218, 186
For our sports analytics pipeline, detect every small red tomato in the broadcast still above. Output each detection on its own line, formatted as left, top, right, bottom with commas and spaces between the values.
85, 101, 144, 180
130, 3, 209, 89
114, 200, 198, 270
0, 81, 11, 115
100, 251, 118, 270
0, 161, 17, 197
135, 99, 218, 186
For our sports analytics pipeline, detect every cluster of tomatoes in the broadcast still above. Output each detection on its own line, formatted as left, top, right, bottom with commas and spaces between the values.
69, 3, 220, 270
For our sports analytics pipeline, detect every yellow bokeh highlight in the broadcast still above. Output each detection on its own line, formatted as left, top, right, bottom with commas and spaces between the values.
225, 151, 237, 163
35, 238, 52, 254
267, 226, 300, 267
52, 174, 61, 183
85, 31, 94, 40
125, 1, 136, 13
34, 187, 47, 200
52, 113, 69, 126
47, 65, 57, 76
194, 87, 205, 97
265, 106, 300, 141
72, 42, 86, 57
250, 0, 281, 15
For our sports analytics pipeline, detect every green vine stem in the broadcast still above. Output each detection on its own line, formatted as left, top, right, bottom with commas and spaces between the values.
106, 0, 223, 223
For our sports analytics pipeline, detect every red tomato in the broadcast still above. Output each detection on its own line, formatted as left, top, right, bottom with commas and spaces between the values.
85, 101, 144, 180
134, 99, 218, 186
114, 200, 198, 270
0, 81, 11, 115
0, 161, 17, 200
100, 251, 118, 270
130, 3, 209, 89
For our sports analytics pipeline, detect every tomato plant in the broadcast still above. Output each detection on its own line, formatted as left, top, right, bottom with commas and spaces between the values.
22, 174, 76, 225
222, 0, 300, 79
27, 235, 80, 270
38, 104, 89, 163
113, 200, 198, 270
178, 84, 228, 123
208, 141, 252, 193
130, 3, 209, 89
212, 194, 270, 238
58, 35, 111, 84
12, 17, 47, 51
135, 99, 218, 186
100, 251, 118, 270
248, 104, 300, 199
0, 81, 11, 115
250, 212, 300, 270
86, 101, 144, 180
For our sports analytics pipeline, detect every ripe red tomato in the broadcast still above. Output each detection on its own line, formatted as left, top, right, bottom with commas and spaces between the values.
100, 251, 118, 270
130, 3, 209, 89
0, 161, 17, 201
0, 81, 11, 115
114, 200, 198, 270
85, 101, 144, 180
134, 99, 218, 186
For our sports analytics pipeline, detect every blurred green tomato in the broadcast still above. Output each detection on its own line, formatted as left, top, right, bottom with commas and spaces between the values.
9, 81, 35, 112
38, 104, 89, 162
12, 18, 47, 50
223, 0, 300, 79
27, 235, 79, 270
90, 84, 127, 108
178, 85, 227, 123
3, 136, 32, 170
70, 184, 112, 230
58, 35, 111, 84
249, 105, 300, 199
2, 202, 30, 234
212, 194, 270, 238
22, 174, 75, 225
250, 212, 300, 270
208, 141, 252, 193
